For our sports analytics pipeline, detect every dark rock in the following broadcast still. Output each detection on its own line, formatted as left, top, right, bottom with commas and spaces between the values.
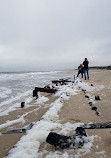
89, 101, 93, 105
85, 95, 89, 98
82, 89, 86, 92
95, 96, 100, 100
22, 129, 26, 132
96, 111, 100, 116
92, 106, 97, 111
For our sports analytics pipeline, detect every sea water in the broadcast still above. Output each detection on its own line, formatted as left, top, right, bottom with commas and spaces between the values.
0, 71, 74, 108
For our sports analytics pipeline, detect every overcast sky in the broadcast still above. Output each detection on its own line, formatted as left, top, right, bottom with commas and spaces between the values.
0, 0, 111, 72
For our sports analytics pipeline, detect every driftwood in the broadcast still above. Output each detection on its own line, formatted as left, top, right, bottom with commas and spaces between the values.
21, 102, 25, 108
46, 122, 111, 149
82, 121, 111, 129
46, 127, 87, 149
2, 128, 26, 134
33, 87, 57, 97
33, 89, 38, 97
35, 87, 57, 93
52, 79, 73, 86
2, 123, 34, 134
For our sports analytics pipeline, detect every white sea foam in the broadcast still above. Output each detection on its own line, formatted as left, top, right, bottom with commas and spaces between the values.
95, 150, 106, 155
0, 90, 32, 107
0, 107, 41, 130
0, 102, 20, 116
0, 118, 25, 130
0, 91, 34, 116
36, 94, 49, 104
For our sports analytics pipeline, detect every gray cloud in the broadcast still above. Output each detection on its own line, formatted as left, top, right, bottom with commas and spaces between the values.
0, 0, 111, 71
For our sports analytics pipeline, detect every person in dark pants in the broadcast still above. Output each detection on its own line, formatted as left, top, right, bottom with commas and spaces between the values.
77, 64, 84, 78
83, 58, 89, 80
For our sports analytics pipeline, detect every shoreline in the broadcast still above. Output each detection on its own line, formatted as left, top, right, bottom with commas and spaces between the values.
0, 65, 111, 74
0, 69, 111, 158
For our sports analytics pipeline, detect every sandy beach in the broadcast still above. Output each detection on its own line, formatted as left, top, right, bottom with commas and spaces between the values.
0, 69, 111, 158
59, 69, 111, 158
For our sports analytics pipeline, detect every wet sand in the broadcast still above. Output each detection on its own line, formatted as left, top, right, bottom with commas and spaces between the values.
0, 93, 58, 158
0, 69, 111, 158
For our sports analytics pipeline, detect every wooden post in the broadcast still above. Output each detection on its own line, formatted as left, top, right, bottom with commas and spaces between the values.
21, 102, 25, 108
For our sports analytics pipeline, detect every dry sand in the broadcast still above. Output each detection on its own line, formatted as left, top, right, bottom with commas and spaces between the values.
0, 69, 111, 158
58, 69, 111, 158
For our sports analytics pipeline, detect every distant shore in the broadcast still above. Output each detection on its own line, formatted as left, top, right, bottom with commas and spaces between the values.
89, 65, 111, 70
74, 65, 111, 71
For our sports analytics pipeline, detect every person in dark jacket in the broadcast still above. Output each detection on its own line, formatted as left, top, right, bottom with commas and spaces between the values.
77, 64, 84, 78
83, 58, 89, 80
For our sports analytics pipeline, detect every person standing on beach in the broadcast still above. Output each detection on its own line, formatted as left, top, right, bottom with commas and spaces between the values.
83, 58, 89, 80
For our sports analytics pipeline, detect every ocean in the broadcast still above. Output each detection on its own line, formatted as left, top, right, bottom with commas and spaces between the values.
0, 71, 74, 108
